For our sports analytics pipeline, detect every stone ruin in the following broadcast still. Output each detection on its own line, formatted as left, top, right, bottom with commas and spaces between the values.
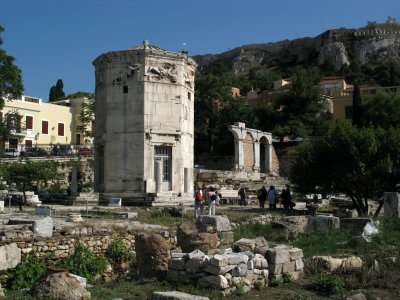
166, 243, 304, 296
135, 215, 305, 296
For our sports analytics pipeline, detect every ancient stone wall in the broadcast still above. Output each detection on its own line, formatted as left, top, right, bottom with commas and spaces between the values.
0, 220, 176, 270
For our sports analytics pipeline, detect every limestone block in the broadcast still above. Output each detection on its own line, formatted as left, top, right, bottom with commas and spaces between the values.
228, 253, 249, 265
253, 255, 268, 269
171, 252, 187, 259
218, 231, 234, 245
204, 264, 235, 275
311, 215, 340, 233
282, 261, 296, 273
168, 257, 187, 271
0, 201, 4, 212
307, 255, 363, 272
187, 249, 206, 260
198, 275, 229, 289
247, 260, 254, 270
0, 243, 21, 271
383, 192, 400, 218
233, 238, 255, 252
288, 248, 304, 260
231, 263, 248, 277
68, 273, 87, 287
232, 276, 242, 286
253, 269, 269, 279
196, 215, 231, 232
266, 248, 290, 264
224, 272, 232, 284
151, 291, 209, 300
33, 216, 53, 237
209, 253, 248, 267
186, 256, 209, 273
295, 259, 304, 271
268, 263, 283, 275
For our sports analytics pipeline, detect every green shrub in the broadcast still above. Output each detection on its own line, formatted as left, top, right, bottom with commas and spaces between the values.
315, 272, 344, 295
296, 293, 311, 300
235, 283, 245, 296
253, 279, 264, 290
269, 276, 282, 287
282, 272, 293, 283
47, 182, 65, 193
7, 252, 47, 290
105, 238, 135, 274
57, 241, 107, 283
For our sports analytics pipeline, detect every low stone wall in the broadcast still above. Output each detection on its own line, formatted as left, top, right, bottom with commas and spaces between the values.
167, 244, 304, 296
0, 218, 176, 271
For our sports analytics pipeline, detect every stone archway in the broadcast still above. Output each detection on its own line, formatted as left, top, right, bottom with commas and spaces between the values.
228, 122, 272, 173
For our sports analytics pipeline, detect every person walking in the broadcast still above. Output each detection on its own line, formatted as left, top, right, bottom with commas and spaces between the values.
238, 187, 247, 206
257, 186, 268, 212
208, 187, 217, 216
281, 185, 295, 210
267, 185, 278, 210
194, 186, 204, 217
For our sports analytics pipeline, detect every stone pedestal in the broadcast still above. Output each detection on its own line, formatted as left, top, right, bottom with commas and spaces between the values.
383, 192, 400, 218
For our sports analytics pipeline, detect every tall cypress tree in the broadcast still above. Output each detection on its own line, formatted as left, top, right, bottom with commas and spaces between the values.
352, 83, 362, 127
48, 79, 65, 102
55, 79, 65, 99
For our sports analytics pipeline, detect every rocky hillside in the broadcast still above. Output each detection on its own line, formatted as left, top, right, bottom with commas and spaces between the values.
193, 24, 400, 73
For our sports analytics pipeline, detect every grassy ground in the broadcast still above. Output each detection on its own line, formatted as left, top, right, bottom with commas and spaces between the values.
4, 203, 400, 299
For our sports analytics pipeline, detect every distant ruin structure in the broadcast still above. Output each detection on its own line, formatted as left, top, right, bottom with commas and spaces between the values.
93, 40, 197, 205
228, 122, 273, 173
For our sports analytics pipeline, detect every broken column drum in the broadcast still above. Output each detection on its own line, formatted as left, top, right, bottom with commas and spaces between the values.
93, 40, 197, 202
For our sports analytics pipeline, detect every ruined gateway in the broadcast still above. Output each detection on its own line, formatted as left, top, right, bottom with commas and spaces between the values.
93, 40, 197, 205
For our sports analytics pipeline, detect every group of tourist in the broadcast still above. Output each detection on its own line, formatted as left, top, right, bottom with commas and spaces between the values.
193, 187, 221, 217
193, 184, 296, 217
256, 184, 296, 212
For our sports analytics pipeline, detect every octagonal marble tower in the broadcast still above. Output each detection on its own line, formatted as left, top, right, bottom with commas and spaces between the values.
92, 40, 197, 205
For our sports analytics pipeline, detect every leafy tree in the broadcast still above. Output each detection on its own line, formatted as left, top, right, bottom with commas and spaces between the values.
0, 110, 23, 147
273, 67, 328, 140
0, 26, 24, 107
77, 94, 95, 144
360, 90, 400, 128
194, 73, 250, 154
352, 83, 362, 127
290, 121, 400, 216
1, 159, 60, 204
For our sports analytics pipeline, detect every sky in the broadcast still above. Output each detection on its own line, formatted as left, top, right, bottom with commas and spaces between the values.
1, 0, 399, 102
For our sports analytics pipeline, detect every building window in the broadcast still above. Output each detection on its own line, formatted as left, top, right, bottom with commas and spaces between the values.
58, 123, 64, 136
25, 140, 33, 147
123, 86, 128, 93
26, 116, 33, 130
345, 106, 353, 119
187, 92, 191, 100
42, 120, 49, 134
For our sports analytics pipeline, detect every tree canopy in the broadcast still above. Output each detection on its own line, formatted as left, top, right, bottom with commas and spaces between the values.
359, 90, 400, 128
273, 67, 329, 140
290, 121, 400, 216
1, 159, 60, 203
0, 26, 24, 107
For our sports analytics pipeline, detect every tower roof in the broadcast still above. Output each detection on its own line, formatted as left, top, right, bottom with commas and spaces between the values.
129, 39, 165, 51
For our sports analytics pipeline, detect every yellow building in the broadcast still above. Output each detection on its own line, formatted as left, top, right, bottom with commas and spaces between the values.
1, 95, 91, 152
330, 85, 400, 120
